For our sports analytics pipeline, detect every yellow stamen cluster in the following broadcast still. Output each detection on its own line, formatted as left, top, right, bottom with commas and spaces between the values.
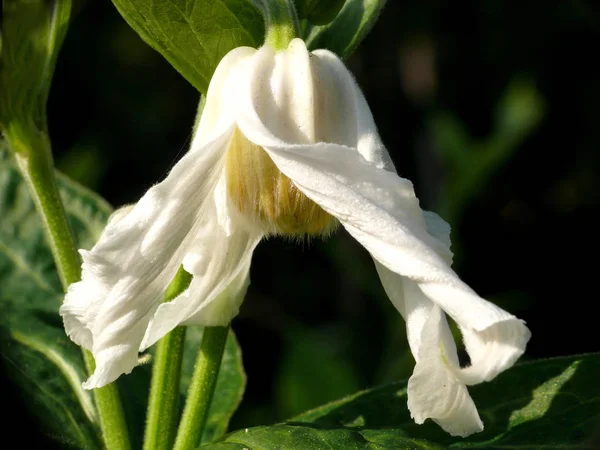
226, 128, 336, 236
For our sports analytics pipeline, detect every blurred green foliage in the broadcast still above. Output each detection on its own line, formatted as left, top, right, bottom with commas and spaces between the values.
432, 78, 545, 226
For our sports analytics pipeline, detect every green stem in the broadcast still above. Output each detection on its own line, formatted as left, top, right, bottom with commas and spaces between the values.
143, 267, 193, 450
173, 326, 230, 450
11, 131, 131, 450
262, 0, 300, 50
14, 134, 79, 289
83, 352, 131, 450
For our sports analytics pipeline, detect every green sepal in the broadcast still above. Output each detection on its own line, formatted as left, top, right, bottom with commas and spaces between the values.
303, 0, 386, 59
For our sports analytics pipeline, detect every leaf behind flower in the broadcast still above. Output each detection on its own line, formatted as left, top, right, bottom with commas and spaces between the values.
110, 0, 265, 93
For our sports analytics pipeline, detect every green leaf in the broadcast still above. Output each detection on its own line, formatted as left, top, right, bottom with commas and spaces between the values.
0, 150, 109, 448
110, 0, 265, 93
204, 424, 442, 449
1, 317, 101, 449
0, 0, 72, 155
205, 353, 600, 448
182, 326, 247, 444
303, 0, 386, 59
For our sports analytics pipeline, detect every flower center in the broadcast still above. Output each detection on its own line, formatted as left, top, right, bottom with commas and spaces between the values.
225, 128, 337, 236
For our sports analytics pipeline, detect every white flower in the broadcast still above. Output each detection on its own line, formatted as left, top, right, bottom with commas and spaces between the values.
60, 38, 530, 436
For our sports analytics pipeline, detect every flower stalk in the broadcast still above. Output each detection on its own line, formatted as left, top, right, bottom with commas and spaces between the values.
173, 325, 230, 450
143, 267, 193, 450
261, 0, 300, 50
8, 129, 131, 450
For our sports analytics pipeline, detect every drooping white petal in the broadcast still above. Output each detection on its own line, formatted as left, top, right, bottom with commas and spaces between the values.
377, 262, 484, 436
375, 210, 527, 434
254, 140, 452, 283
378, 255, 484, 436
421, 210, 453, 264
140, 179, 262, 350
456, 318, 530, 385
60, 127, 234, 388
407, 304, 484, 437
60, 45, 259, 389
266, 141, 529, 405
375, 210, 454, 365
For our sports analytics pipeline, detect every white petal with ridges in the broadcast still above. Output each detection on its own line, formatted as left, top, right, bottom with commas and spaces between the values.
140, 189, 262, 350
263, 143, 529, 429
60, 127, 234, 389
377, 260, 484, 436
311, 47, 392, 169
407, 305, 484, 437
195, 46, 257, 142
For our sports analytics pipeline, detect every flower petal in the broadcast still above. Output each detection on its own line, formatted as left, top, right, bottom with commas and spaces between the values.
140, 179, 262, 350
310, 47, 393, 169
60, 44, 259, 389
241, 38, 391, 168
457, 318, 530, 385
196, 46, 257, 142
374, 209, 454, 357
256, 138, 528, 378
407, 304, 484, 437
421, 210, 453, 264
60, 126, 235, 389
378, 261, 484, 436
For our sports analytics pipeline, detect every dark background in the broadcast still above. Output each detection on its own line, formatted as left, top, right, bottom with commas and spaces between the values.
4, 0, 600, 447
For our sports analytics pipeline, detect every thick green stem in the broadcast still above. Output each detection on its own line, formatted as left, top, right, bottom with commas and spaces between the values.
14, 134, 78, 288
173, 326, 230, 450
262, 0, 300, 50
11, 130, 131, 450
143, 267, 193, 450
